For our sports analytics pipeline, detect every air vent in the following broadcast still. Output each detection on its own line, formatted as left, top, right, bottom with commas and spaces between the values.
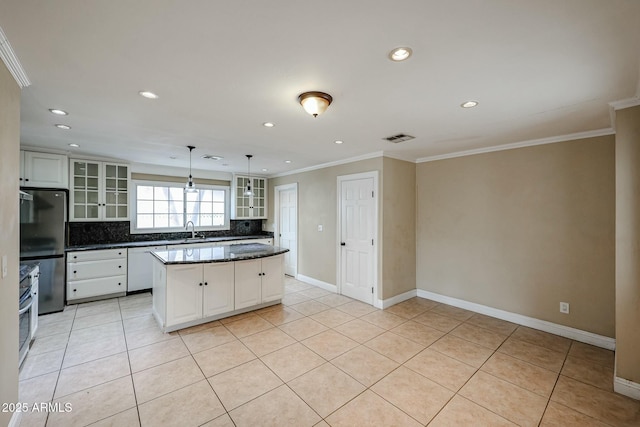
202, 155, 224, 160
383, 133, 415, 143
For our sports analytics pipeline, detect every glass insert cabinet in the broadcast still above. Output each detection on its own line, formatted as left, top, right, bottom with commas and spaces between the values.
231, 175, 267, 219
70, 159, 130, 221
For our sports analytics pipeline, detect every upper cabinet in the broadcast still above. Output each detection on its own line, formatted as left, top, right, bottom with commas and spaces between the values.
20, 150, 69, 188
231, 175, 267, 219
69, 159, 130, 222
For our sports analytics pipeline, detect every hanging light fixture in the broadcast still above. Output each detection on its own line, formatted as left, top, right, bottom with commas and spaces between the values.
298, 91, 333, 117
244, 154, 253, 196
185, 146, 198, 193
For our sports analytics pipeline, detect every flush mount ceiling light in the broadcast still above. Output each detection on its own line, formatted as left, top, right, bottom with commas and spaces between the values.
55, 124, 71, 130
185, 146, 198, 193
298, 91, 332, 117
244, 154, 253, 196
49, 108, 68, 116
68, 143, 79, 148
461, 100, 479, 108
202, 154, 224, 161
389, 47, 413, 61
139, 91, 159, 99
284, 160, 292, 164
334, 140, 344, 144
262, 168, 268, 172
263, 122, 275, 128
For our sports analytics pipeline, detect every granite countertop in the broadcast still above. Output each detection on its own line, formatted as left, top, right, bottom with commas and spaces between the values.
19, 262, 39, 282
66, 235, 273, 252
151, 243, 289, 265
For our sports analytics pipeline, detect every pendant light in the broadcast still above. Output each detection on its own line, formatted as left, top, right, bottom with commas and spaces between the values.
185, 146, 198, 193
244, 154, 253, 196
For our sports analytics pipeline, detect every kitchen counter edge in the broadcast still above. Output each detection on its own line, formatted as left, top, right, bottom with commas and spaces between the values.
150, 244, 289, 265
65, 235, 274, 252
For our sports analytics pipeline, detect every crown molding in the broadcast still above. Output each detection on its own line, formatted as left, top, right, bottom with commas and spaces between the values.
269, 151, 385, 178
0, 26, 30, 87
416, 128, 615, 163
609, 97, 640, 111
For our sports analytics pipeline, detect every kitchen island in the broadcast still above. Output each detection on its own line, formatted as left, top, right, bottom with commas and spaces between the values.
151, 243, 289, 332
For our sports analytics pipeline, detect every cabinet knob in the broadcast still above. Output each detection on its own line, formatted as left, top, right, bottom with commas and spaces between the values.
118, 252, 122, 255
73, 289, 77, 292
204, 282, 208, 286
25, 178, 29, 182
199, 283, 203, 287
73, 270, 77, 274
74, 256, 77, 259
118, 283, 121, 286
19, 178, 23, 181
119, 265, 122, 268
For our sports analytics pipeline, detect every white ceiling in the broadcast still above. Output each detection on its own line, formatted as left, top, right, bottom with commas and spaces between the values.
1, 0, 639, 176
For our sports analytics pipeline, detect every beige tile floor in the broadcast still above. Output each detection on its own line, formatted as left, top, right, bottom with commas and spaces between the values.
17, 277, 640, 427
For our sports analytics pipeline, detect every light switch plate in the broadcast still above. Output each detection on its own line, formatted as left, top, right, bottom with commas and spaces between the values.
560, 302, 569, 314
1, 255, 7, 278
318, 225, 323, 232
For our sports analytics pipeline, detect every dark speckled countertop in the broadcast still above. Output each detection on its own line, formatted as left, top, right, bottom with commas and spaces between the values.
151, 243, 289, 265
66, 235, 273, 252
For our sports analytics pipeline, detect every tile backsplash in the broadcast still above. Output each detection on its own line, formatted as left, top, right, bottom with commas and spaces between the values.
68, 220, 270, 246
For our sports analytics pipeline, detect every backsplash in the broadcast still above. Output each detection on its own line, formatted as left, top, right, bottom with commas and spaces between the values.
68, 220, 270, 246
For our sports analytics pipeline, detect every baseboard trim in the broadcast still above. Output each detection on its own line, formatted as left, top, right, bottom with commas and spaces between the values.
9, 411, 22, 427
378, 289, 417, 309
416, 290, 615, 350
296, 274, 337, 293
614, 376, 640, 400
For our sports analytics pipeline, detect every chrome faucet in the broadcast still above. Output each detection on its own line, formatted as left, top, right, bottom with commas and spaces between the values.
186, 220, 196, 239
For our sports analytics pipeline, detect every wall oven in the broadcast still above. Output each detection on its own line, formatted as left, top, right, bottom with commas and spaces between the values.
18, 275, 33, 367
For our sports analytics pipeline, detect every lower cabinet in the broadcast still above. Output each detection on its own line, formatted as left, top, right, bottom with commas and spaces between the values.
166, 263, 234, 327
67, 249, 127, 302
154, 254, 284, 331
235, 256, 284, 309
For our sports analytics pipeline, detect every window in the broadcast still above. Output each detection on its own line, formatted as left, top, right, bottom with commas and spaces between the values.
131, 181, 230, 233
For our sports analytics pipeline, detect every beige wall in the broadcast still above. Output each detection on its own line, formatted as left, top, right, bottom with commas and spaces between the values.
0, 62, 21, 426
381, 157, 416, 299
416, 136, 616, 337
615, 105, 640, 382
267, 158, 383, 289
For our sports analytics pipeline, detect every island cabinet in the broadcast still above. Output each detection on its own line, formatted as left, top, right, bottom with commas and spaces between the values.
152, 250, 286, 332
235, 256, 284, 309
165, 263, 234, 326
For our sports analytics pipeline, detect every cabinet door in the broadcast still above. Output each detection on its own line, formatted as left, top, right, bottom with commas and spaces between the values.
252, 177, 266, 218
166, 265, 203, 326
203, 263, 234, 317
128, 246, 166, 292
234, 175, 252, 219
234, 259, 262, 309
19, 150, 25, 185
24, 152, 68, 188
70, 160, 101, 221
103, 163, 129, 220
261, 255, 284, 303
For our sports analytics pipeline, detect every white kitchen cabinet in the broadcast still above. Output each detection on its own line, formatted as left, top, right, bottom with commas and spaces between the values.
164, 262, 234, 327
69, 159, 129, 221
231, 175, 267, 219
127, 245, 166, 292
20, 150, 68, 188
67, 249, 127, 302
234, 254, 284, 309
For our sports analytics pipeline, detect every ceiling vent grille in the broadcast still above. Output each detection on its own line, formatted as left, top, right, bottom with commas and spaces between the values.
383, 133, 415, 143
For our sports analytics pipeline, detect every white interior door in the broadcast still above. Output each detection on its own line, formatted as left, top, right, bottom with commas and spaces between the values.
339, 174, 376, 305
276, 184, 297, 277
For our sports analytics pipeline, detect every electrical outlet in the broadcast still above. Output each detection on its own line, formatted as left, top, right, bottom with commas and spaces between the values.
1, 255, 7, 278
560, 302, 570, 314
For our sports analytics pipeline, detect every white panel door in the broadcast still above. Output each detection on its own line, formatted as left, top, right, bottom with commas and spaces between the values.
278, 186, 297, 276
340, 177, 375, 304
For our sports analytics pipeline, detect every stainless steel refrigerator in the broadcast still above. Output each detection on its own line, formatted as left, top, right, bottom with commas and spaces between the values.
20, 189, 67, 314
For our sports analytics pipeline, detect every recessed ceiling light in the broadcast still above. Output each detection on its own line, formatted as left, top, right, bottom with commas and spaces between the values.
334, 140, 344, 144
202, 155, 224, 160
139, 91, 159, 99
49, 109, 68, 116
262, 168, 268, 172
68, 143, 79, 148
263, 122, 275, 128
389, 47, 413, 62
284, 160, 292, 164
55, 124, 71, 130
461, 100, 479, 108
